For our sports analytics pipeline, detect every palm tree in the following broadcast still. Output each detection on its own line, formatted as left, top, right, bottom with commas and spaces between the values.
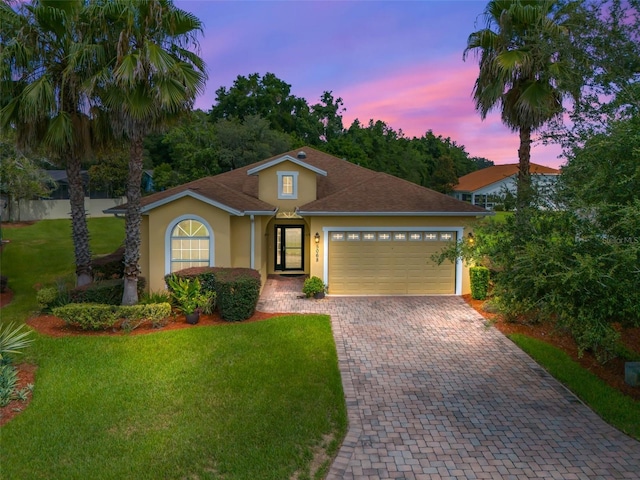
0, 0, 109, 286
97, 0, 207, 305
463, 0, 576, 210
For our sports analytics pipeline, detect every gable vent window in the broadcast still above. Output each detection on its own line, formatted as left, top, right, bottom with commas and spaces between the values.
277, 171, 298, 199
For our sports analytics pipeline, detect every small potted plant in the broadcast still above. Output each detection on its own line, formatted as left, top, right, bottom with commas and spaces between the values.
166, 275, 215, 324
302, 276, 327, 299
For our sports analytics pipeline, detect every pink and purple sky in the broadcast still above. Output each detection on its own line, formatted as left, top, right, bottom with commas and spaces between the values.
175, 0, 566, 168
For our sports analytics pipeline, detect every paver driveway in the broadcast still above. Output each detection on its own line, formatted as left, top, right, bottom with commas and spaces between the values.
257, 277, 640, 479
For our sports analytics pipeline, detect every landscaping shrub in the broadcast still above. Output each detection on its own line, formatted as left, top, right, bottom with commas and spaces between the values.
139, 290, 172, 305
91, 246, 124, 280
166, 267, 261, 321
0, 364, 19, 407
69, 278, 146, 305
0, 323, 34, 406
52, 304, 120, 330
36, 287, 59, 311
469, 266, 490, 300
119, 303, 173, 330
52, 302, 173, 331
302, 276, 326, 298
215, 269, 260, 321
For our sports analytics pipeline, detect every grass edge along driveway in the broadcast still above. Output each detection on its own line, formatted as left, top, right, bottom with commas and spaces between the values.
1, 315, 347, 480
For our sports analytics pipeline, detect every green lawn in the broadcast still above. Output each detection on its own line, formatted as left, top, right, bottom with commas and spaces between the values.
509, 334, 640, 440
3, 316, 346, 479
0, 217, 125, 324
1, 219, 347, 479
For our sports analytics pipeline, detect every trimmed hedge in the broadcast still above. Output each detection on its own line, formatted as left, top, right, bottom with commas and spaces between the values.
165, 267, 261, 322
470, 266, 490, 300
52, 302, 172, 331
91, 246, 124, 279
52, 304, 119, 330
69, 278, 146, 305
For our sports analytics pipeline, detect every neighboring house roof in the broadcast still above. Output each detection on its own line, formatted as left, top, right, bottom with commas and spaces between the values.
45, 170, 90, 184
454, 164, 560, 192
106, 147, 490, 216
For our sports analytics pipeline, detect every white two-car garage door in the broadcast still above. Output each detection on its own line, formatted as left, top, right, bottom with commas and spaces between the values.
327, 230, 458, 295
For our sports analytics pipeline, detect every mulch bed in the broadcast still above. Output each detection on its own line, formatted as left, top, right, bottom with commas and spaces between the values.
0, 289, 14, 308
463, 295, 640, 402
25, 310, 285, 338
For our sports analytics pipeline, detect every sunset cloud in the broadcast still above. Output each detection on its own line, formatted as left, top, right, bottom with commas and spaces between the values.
178, 0, 567, 169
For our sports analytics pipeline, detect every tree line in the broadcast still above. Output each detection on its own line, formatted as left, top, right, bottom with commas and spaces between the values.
143, 73, 493, 194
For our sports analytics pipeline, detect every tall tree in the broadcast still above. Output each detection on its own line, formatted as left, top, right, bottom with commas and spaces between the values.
0, 0, 108, 286
99, 0, 207, 305
209, 73, 328, 143
463, 0, 578, 210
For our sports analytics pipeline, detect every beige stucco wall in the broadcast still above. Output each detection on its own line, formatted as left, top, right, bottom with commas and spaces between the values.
256, 160, 317, 212
140, 192, 480, 295
143, 196, 232, 292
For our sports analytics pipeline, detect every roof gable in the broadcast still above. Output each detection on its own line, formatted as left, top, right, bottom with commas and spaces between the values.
246, 154, 327, 176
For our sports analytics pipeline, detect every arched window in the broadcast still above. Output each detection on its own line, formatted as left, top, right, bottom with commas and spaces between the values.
169, 218, 211, 273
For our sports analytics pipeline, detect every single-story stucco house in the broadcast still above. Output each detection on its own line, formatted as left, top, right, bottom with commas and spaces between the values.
106, 147, 491, 295
452, 163, 560, 210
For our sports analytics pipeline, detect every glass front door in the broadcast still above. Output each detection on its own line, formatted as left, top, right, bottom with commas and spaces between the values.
275, 225, 304, 271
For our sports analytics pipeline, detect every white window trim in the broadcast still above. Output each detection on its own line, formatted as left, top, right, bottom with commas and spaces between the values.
277, 171, 299, 200
322, 226, 463, 295
165, 214, 215, 275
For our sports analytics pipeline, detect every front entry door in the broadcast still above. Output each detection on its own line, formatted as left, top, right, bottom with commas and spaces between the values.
275, 225, 304, 271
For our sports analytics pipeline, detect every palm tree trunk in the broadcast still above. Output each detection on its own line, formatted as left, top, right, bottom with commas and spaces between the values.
121, 133, 144, 305
516, 125, 533, 211
67, 157, 92, 287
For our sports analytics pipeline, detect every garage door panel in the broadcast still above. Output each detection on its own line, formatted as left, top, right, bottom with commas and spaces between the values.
328, 230, 456, 295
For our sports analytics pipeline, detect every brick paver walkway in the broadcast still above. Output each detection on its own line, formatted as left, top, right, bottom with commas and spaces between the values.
257, 276, 640, 479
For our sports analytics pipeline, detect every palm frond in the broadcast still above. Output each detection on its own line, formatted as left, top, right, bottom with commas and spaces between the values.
44, 112, 73, 153
21, 74, 55, 119
0, 323, 33, 363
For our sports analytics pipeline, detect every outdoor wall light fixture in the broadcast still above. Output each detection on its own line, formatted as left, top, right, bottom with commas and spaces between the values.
314, 232, 320, 261
467, 232, 475, 245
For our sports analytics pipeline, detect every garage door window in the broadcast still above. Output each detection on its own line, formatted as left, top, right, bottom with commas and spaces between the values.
347, 233, 360, 241
378, 232, 391, 241
440, 233, 454, 241
409, 233, 422, 241
363, 233, 376, 241
393, 232, 407, 241
424, 233, 438, 241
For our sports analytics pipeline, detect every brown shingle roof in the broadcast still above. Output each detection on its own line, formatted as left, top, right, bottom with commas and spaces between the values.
108, 146, 490, 216
454, 163, 560, 192
299, 171, 487, 215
